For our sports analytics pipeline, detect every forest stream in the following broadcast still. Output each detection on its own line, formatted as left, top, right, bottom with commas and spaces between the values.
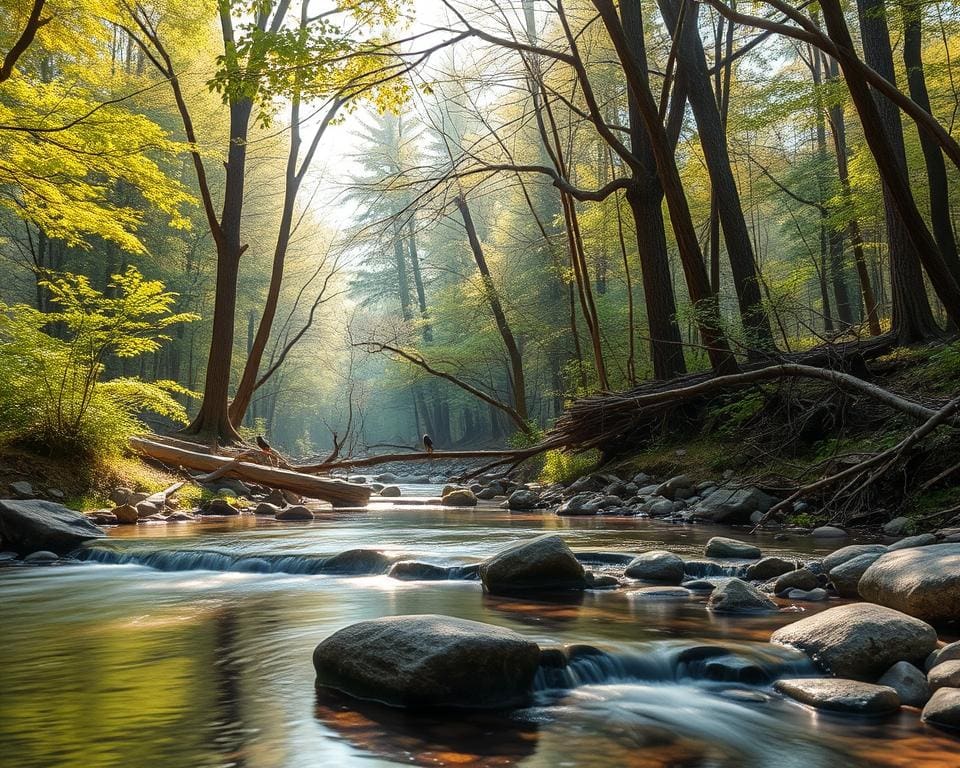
2, 487, 958, 768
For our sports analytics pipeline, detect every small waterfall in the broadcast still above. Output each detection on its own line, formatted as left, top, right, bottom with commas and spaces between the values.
682, 559, 747, 578
533, 641, 813, 692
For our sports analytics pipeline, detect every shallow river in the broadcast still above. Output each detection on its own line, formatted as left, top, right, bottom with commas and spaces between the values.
2, 494, 958, 767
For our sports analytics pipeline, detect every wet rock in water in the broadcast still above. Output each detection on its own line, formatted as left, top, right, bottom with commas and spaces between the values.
745, 556, 797, 580
585, 573, 619, 589
379, 486, 401, 498
203, 498, 240, 515
370, 483, 384, 492
0, 499, 105, 555
9, 481, 35, 498
774, 678, 900, 715
811, 526, 848, 539
624, 550, 685, 583
774, 568, 818, 594
557, 493, 600, 516
707, 578, 778, 613
786, 588, 828, 602
682, 579, 717, 592
348, 476, 366, 484
927, 641, 960, 670
654, 474, 694, 500
480, 534, 586, 594
276, 505, 313, 521
88, 511, 118, 525
883, 516, 911, 537
313, 614, 541, 709
320, 549, 393, 575
388, 561, 450, 581
628, 586, 692, 600
111, 504, 139, 525
828, 552, 885, 598
691, 487, 776, 524
877, 661, 930, 708
887, 533, 937, 551
476, 487, 497, 500
702, 656, 768, 685
24, 550, 59, 564
375, 472, 398, 483
928, 660, 960, 692
441, 489, 478, 507
770, 603, 938, 680
167, 511, 196, 521
704, 537, 761, 560
822, 544, 887, 573
858, 544, 960, 624
254, 502, 280, 516
921, 688, 960, 731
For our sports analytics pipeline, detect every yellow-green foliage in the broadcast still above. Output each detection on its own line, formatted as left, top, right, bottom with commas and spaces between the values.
540, 449, 599, 485
0, 267, 197, 457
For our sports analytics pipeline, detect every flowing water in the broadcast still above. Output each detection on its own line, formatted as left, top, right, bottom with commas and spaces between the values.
2, 494, 958, 767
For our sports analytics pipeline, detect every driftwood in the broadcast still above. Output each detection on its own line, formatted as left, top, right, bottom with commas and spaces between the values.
130, 437, 372, 507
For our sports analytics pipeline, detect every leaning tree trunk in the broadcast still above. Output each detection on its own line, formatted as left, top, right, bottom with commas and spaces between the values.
853, 0, 940, 342
456, 195, 528, 421
660, 0, 777, 354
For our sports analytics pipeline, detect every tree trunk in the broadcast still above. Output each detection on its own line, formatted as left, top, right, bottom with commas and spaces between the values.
407, 218, 432, 341
901, 0, 960, 289
456, 195, 528, 421
852, 0, 941, 341
660, 0, 776, 354
597, 0, 738, 375
823, 54, 882, 335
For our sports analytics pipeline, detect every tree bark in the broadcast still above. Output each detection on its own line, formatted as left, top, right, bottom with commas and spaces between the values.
660, 0, 777, 354
852, 0, 940, 341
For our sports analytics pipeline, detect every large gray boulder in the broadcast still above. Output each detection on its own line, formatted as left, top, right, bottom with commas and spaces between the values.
771, 603, 938, 680
624, 550, 684, 583
0, 499, 105, 555
858, 544, 960, 624
704, 536, 761, 560
822, 544, 887, 573
707, 578, 778, 613
922, 688, 960, 732
313, 615, 541, 709
828, 551, 884, 598
480, 534, 586, 594
773, 679, 900, 715
692, 487, 776, 524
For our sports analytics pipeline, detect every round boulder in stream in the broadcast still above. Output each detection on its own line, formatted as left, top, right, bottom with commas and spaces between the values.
480, 534, 587, 594
704, 537, 761, 560
624, 550, 685, 583
858, 543, 960, 624
706, 578, 778, 613
771, 603, 938, 680
312, 614, 541, 709
774, 678, 901, 715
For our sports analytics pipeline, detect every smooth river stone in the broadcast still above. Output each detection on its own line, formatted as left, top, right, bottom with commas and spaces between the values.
774, 678, 900, 715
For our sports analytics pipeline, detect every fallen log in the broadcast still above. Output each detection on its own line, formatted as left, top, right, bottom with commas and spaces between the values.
130, 437, 371, 507
295, 448, 541, 474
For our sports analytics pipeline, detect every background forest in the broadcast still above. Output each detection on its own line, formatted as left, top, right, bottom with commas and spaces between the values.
1, 0, 959, 459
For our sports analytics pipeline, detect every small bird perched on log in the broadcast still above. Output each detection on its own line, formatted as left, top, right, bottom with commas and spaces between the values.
422, 434, 434, 454
256, 435, 273, 454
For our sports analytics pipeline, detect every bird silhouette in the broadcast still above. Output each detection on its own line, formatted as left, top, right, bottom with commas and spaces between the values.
422, 434, 434, 454
256, 435, 273, 453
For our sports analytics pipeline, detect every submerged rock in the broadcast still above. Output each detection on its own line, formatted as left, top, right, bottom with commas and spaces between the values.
877, 661, 930, 708
312, 614, 540, 709
707, 578, 778, 613
774, 679, 900, 715
628, 586, 693, 600
0, 499, 105, 555
704, 537, 761, 560
770, 603, 938, 680
480, 534, 586, 594
858, 544, 960, 624
624, 550, 684, 583
922, 688, 960, 732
